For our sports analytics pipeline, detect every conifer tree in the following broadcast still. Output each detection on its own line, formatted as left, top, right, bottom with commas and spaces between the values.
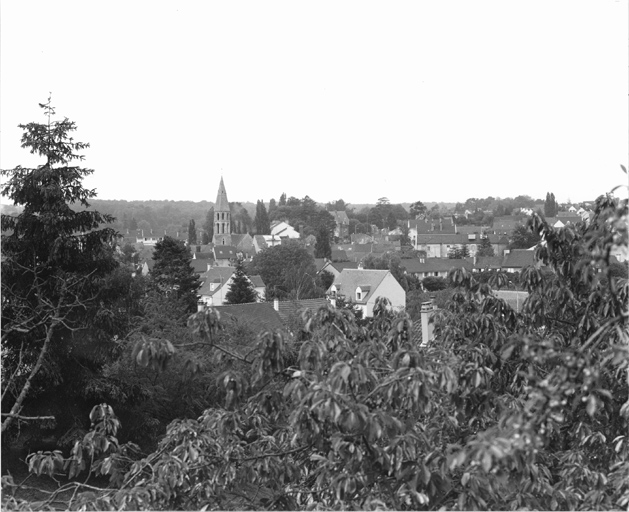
188, 219, 197, 245
254, 200, 271, 234
476, 236, 495, 257
225, 260, 258, 304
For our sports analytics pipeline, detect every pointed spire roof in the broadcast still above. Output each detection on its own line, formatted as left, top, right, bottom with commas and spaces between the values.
215, 177, 230, 212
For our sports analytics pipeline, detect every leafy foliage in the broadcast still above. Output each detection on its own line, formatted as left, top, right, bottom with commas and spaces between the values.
475, 236, 495, 257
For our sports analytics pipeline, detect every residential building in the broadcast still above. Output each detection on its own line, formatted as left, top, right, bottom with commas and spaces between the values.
198, 267, 266, 306
327, 269, 405, 317
330, 210, 350, 238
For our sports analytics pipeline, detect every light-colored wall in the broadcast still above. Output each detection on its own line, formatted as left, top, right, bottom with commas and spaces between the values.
365, 273, 405, 316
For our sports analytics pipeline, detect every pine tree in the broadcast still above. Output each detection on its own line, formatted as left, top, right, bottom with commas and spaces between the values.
545, 192, 558, 217
225, 260, 258, 304
188, 219, 197, 245
151, 236, 200, 312
1, 98, 118, 433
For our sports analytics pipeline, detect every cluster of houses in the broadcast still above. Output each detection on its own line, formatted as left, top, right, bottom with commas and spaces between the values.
127, 179, 623, 342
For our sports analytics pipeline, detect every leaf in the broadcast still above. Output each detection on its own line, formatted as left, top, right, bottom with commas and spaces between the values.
586, 394, 597, 417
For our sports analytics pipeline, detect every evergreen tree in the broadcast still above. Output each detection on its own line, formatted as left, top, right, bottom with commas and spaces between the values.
279, 193, 287, 206
188, 219, 197, 245
1, 98, 118, 433
255, 200, 271, 234
268, 198, 277, 216
203, 207, 214, 241
476, 236, 495, 257
151, 236, 200, 312
224, 260, 258, 304
544, 192, 558, 217
201, 231, 210, 244
314, 225, 332, 259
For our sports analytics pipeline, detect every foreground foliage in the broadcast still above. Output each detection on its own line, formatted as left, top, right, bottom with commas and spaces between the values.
2, 191, 628, 509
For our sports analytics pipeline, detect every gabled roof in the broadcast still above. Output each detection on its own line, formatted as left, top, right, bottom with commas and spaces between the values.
198, 267, 235, 296
403, 258, 472, 274
191, 259, 209, 273
327, 261, 360, 273
314, 258, 327, 272
215, 177, 230, 212
492, 216, 525, 233
503, 250, 537, 269
214, 302, 284, 333
249, 275, 265, 288
193, 252, 214, 260
474, 256, 504, 270
329, 269, 391, 304
415, 234, 467, 245
331, 249, 348, 262
213, 245, 237, 259
331, 211, 350, 223
275, 298, 331, 324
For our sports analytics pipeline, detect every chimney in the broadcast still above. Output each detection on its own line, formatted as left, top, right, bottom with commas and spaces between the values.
197, 301, 205, 312
420, 301, 437, 346
273, 298, 279, 311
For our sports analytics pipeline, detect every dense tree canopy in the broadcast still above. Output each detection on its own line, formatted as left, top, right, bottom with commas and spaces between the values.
150, 237, 200, 312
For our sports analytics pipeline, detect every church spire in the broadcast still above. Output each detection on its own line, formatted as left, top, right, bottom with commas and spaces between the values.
213, 176, 231, 242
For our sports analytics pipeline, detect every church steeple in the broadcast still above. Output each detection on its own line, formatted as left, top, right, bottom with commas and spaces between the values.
214, 177, 231, 239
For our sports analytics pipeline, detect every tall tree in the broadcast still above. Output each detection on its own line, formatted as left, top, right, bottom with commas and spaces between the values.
203, 207, 214, 242
314, 225, 332, 259
224, 260, 258, 304
188, 219, 197, 245
151, 236, 200, 312
279, 193, 287, 206
254, 200, 271, 234
1, 98, 118, 433
544, 192, 558, 217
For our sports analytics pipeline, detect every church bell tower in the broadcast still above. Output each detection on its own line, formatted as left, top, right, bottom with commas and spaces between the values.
213, 177, 231, 244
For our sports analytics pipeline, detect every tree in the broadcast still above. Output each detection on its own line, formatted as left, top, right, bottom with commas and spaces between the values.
544, 192, 559, 217
203, 207, 214, 242
249, 242, 319, 300
187, 219, 197, 245
476, 236, 495, 257
279, 192, 287, 206
254, 200, 271, 235
1, 98, 118, 434
224, 260, 258, 304
129, 216, 138, 230
448, 244, 470, 259
410, 200, 427, 219
509, 223, 541, 249
7, 188, 628, 512
151, 236, 200, 312
314, 225, 332, 259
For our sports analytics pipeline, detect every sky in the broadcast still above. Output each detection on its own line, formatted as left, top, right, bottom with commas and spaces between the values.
1, 0, 627, 206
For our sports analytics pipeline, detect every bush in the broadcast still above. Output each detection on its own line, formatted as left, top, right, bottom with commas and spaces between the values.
422, 275, 448, 291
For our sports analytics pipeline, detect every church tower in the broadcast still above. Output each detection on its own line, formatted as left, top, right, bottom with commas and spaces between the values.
213, 177, 231, 244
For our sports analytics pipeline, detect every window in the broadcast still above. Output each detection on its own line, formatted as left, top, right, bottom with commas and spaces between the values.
356, 290, 362, 301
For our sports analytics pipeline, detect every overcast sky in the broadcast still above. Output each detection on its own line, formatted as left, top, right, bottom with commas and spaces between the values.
1, 1, 627, 206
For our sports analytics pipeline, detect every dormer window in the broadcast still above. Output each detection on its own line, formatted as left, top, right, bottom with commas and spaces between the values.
356, 289, 362, 301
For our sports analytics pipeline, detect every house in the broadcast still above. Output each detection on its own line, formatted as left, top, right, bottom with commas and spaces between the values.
213, 245, 237, 267
327, 269, 405, 317
272, 297, 331, 326
330, 211, 350, 238
491, 216, 526, 235
270, 221, 300, 239
191, 259, 210, 274
212, 302, 284, 334
502, 249, 539, 273
318, 260, 360, 279
403, 257, 473, 281
198, 267, 266, 306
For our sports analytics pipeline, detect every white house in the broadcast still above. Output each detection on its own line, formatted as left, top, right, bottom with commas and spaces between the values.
198, 267, 266, 306
270, 221, 300, 239
327, 269, 405, 317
